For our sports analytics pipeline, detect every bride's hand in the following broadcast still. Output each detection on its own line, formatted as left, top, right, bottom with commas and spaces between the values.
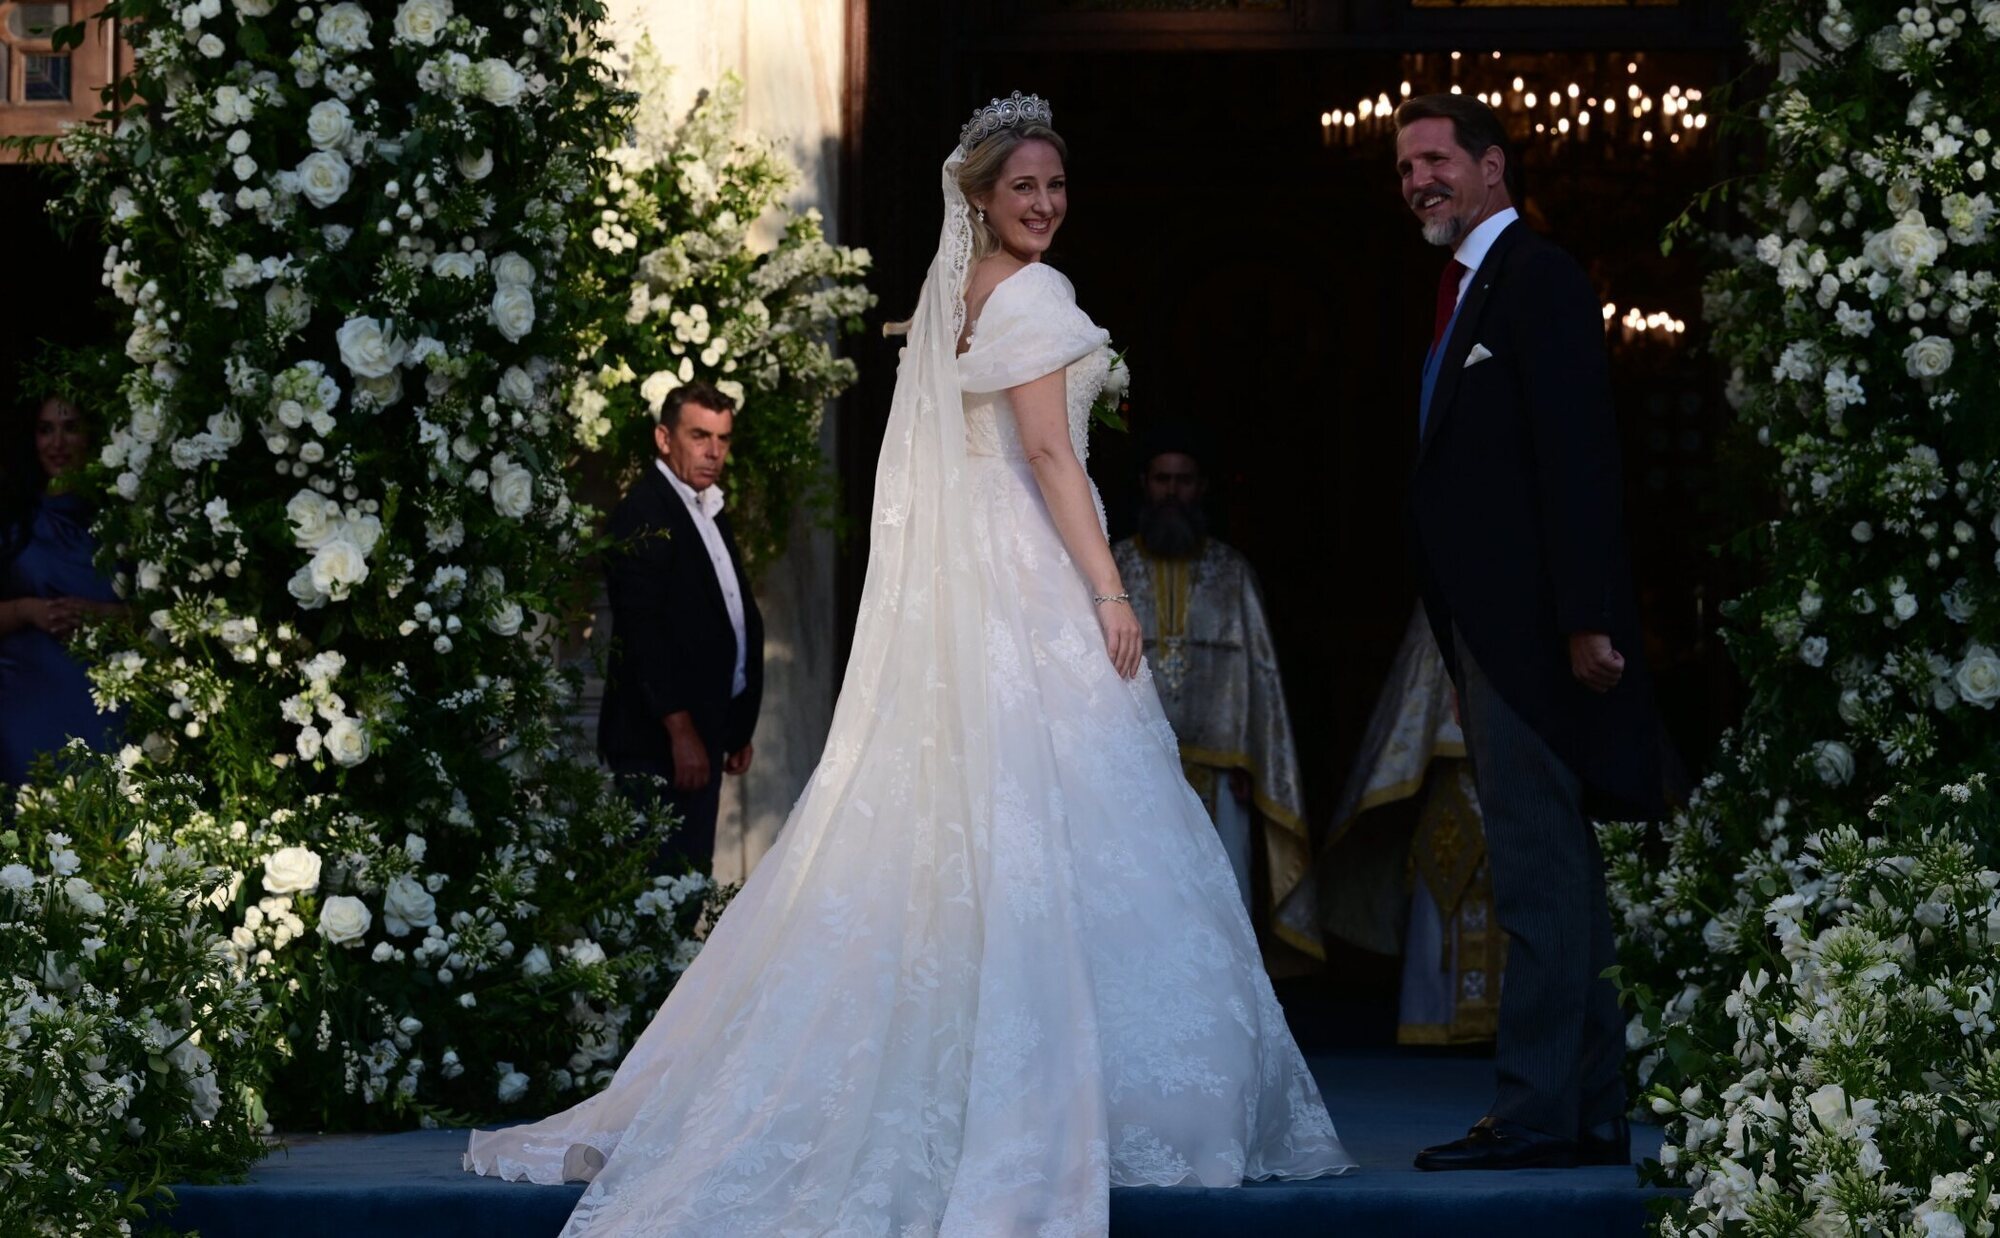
1097, 598, 1142, 680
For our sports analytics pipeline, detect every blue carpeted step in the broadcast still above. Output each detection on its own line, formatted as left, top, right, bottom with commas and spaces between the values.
160, 1054, 1679, 1237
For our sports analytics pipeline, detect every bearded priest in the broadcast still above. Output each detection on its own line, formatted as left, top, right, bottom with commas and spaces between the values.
1111, 426, 1321, 973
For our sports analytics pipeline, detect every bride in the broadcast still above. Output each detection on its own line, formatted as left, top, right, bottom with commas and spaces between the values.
466, 90, 1354, 1235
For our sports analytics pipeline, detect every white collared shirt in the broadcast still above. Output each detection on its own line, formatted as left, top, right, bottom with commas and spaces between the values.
1450, 205, 1520, 304
657, 459, 748, 698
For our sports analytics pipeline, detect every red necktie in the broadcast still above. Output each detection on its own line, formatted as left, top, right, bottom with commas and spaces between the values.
1432, 258, 1467, 354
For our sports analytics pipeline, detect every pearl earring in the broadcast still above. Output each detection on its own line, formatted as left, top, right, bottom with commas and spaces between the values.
978, 208, 986, 223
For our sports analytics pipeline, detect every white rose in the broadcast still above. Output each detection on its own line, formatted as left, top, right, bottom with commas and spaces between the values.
308, 537, 370, 598
129, 405, 164, 444
496, 1069, 530, 1104
1894, 592, 1919, 621
639, 369, 682, 418
490, 463, 534, 520
315, 2, 372, 52
295, 724, 323, 761
323, 715, 372, 766
186, 1069, 223, 1121
233, 0, 273, 14
520, 946, 551, 977
456, 147, 493, 181
490, 252, 535, 289
197, 31, 224, 56
265, 283, 313, 332
497, 366, 535, 406
1954, 645, 2000, 709
478, 58, 525, 107
1812, 740, 1855, 786
296, 150, 352, 208
381, 873, 437, 935
1904, 334, 1955, 379
355, 370, 403, 411
287, 565, 328, 609
318, 894, 372, 945
490, 285, 536, 343
1879, 213, 1944, 275
431, 251, 477, 280
487, 601, 524, 636
566, 938, 607, 967
391, 0, 451, 46
262, 845, 323, 895
336, 315, 408, 378
286, 490, 338, 547
305, 99, 352, 151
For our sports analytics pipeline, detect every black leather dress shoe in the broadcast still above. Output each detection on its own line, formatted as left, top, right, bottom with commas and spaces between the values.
1576, 1116, 1631, 1167
1414, 1117, 1578, 1171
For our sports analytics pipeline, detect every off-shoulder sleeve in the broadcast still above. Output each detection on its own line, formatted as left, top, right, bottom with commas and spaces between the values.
957, 263, 1111, 393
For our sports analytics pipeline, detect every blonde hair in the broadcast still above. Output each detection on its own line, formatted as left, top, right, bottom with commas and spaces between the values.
957, 123, 1068, 262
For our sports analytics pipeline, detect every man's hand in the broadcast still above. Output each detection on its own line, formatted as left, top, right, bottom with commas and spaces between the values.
663, 711, 711, 791
723, 743, 754, 776
1568, 631, 1625, 694
25, 597, 82, 638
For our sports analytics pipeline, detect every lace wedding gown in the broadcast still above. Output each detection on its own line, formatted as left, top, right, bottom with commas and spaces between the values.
465, 258, 1353, 1235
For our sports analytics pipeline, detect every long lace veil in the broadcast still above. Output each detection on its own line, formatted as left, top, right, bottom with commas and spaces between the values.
814, 141, 992, 863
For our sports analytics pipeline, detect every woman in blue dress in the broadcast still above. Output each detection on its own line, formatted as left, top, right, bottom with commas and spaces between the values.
0, 396, 127, 787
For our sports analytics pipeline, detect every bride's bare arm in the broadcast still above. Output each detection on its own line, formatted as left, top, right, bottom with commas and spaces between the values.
1010, 368, 1142, 679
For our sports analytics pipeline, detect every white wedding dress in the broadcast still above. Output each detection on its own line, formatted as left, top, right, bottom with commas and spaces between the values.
466, 145, 1353, 1236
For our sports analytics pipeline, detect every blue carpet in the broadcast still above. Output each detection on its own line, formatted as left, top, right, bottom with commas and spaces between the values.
160, 1054, 1676, 1236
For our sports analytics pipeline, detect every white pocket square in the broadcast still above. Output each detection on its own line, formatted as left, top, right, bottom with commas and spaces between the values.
1463, 343, 1493, 369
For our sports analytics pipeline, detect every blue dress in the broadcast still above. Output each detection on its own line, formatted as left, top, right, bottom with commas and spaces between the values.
0, 493, 126, 785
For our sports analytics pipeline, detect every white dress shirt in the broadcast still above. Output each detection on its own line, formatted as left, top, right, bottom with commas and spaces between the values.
657, 459, 748, 699
1451, 206, 1520, 305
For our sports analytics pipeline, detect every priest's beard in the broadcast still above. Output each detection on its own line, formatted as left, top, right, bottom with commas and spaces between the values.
1136, 499, 1208, 560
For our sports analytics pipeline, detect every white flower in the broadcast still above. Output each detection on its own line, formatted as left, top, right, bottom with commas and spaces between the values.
0, 863, 33, 893
1801, 636, 1829, 667
323, 715, 372, 766
186, 1069, 223, 1121
318, 894, 371, 945
565, 938, 607, 967
285, 490, 339, 548
1904, 334, 1955, 379
478, 58, 525, 107
336, 316, 408, 378
315, 2, 372, 52
295, 723, 323, 760
496, 1069, 530, 1103
498, 366, 535, 406
262, 845, 323, 895
381, 873, 437, 935
520, 946, 551, 977
639, 369, 682, 418
197, 31, 225, 56
1812, 740, 1856, 786
355, 370, 403, 411
1894, 592, 1919, 621
1955, 645, 2000, 709
295, 150, 352, 208
266, 283, 313, 333
391, 0, 451, 46
1806, 1083, 1849, 1133
487, 601, 523, 636
305, 98, 352, 151
490, 459, 534, 520
431, 251, 477, 280
490, 285, 536, 343
490, 252, 535, 289
456, 147, 493, 181
308, 537, 370, 599
1868, 212, 1945, 277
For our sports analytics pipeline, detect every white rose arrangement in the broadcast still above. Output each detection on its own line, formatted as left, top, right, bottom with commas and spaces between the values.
1613, 4, 2000, 1233
31, 0, 731, 1191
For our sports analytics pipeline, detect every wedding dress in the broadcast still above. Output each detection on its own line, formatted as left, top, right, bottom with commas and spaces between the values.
465, 122, 1354, 1236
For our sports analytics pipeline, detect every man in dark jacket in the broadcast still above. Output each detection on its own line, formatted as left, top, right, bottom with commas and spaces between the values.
599, 381, 764, 875
1394, 94, 1663, 1173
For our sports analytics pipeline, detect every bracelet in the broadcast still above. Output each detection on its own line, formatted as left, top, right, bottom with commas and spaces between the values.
1091, 592, 1131, 606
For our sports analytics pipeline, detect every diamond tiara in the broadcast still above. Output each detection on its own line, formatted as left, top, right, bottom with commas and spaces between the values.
958, 91, 1055, 150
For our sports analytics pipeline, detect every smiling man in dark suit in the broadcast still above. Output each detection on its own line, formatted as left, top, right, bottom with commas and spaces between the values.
1393, 93, 1663, 1172
599, 380, 764, 876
